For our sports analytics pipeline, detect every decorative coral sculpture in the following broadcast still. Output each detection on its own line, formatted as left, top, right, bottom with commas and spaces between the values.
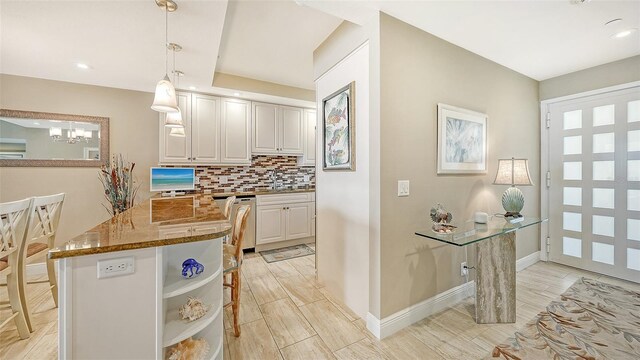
179, 297, 209, 322
181, 258, 204, 279
430, 203, 456, 233
167, 337, 209, 360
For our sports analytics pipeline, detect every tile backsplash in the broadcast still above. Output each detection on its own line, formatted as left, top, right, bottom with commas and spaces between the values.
170, 155, 315, 193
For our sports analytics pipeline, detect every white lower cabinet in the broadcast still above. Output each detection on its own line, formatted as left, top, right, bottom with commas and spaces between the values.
256, 193, 315, 246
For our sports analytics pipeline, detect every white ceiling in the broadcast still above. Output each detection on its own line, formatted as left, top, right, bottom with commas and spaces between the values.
301, 0, 640, 80
1, 0, 637, 100
215, 0, 341, 90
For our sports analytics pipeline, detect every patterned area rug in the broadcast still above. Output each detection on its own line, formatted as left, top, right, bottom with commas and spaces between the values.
260, 244, 315, 263
490, 277, 640, 359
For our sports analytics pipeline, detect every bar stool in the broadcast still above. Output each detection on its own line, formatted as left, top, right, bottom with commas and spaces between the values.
223, 205, 250, 337
0, 198, 32, 339
18, 193, 65, 332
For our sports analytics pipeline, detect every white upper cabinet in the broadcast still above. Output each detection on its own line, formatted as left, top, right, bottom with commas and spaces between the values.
252, 102, 304, 156
280, 106, 304, 155
298, 109, 316, 167
191, 93, 220, 164
159, 92, 250, 165
159, 92, 192, 164
221, 98, 251, 164
252, 102, 279, 154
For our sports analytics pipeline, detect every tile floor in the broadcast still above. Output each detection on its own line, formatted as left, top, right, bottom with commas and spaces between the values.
2, 250, 639, 359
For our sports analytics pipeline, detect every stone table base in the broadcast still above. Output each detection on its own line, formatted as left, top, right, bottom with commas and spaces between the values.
475, 231, 516, 323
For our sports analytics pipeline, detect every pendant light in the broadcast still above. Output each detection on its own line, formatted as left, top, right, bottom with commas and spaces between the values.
164, 43, 184, 128
151, 0, 179, 113
169, 127, 186, 137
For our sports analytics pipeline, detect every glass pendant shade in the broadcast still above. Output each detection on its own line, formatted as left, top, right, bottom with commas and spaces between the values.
151, 75, 179, 112
164, 108, 184, 128
169, 126, 185, 137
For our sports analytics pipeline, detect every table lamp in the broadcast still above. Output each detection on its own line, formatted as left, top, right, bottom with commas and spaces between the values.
493, 158, 533, 218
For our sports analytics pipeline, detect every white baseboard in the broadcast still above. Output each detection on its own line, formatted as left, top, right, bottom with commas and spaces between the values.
27, 262, 47, 276
516, 251, 541, 272
366, 251, 541, 339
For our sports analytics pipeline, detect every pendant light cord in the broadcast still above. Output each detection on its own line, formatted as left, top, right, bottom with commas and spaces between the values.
165, 3, 169, 77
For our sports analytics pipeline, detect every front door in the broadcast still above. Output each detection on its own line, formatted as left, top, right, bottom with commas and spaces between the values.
547, 86, 640, 282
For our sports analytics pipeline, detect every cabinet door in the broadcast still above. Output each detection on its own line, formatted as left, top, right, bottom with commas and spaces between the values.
191, 94, 220, 163
159, 92, 192, 164
256, 205, 286, 245
279, 106, 304, 155
252, 102, 279, 154
221, 98, 251, 164
300, 109, 316, 166
285, 203, 312, 240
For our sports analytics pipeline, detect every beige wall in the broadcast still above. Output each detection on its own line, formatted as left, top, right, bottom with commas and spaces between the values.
539, 55, 640, 100
0, 74, 158, 246
213, 72, 315, 102
377, 14, 541, 317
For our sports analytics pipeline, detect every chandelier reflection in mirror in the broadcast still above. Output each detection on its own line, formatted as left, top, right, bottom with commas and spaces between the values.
49, 122, 98, 144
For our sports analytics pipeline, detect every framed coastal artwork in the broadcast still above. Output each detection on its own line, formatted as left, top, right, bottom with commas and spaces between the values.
437, 103, 488, 174
322, 81, 355, 171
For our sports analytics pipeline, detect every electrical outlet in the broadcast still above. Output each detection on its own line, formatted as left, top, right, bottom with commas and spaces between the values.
397, 180, 410, 197
97, 256, 135, 279
461, 262, 468, 277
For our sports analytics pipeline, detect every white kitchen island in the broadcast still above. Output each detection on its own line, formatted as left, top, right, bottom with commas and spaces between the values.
49, 195, 231, 359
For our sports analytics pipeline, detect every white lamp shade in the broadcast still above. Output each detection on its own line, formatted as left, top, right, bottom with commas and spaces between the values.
151, 75, 179, 112
169, 126, 186, 137
49, 127, 62, 137
75, 128, 85, 138
85, 130, 93, 139
164, 108, 184, 128
494, 158, 533, 186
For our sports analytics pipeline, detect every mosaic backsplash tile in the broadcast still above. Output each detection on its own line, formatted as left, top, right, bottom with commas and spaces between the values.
169, 155, 315, 193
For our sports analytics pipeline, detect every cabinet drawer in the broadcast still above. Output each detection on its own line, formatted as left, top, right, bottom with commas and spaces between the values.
256, 192, 314, 206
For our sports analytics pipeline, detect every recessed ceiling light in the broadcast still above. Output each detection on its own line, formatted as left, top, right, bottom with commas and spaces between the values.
76, 63, 90, 70
233, 92, 241, 97
189, 86, 196, 90
33, 122, 40, 125
612, 28, 637, 38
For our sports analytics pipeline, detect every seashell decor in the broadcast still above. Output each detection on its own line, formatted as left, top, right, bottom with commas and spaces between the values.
179, 297, 209, 322
167, 337, 209, 360
430, 203, 456, 234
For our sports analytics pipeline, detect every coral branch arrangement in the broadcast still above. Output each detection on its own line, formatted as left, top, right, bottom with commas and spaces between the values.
98, 154, 141, 216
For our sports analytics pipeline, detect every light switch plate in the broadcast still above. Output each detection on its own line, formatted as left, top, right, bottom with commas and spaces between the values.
97, 256, 135, 279
398, 180, 410, 197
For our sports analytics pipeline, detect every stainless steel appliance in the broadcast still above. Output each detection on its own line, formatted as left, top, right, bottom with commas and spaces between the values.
216, 196, 256, 249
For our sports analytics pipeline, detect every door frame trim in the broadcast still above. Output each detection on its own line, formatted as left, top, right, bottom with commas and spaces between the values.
539, 80, 640, 261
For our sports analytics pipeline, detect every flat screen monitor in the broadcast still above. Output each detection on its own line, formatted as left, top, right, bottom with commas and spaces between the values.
150, 167, 195, 193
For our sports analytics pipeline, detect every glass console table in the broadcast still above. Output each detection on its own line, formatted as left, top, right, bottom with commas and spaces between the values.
415, 217, 546, 324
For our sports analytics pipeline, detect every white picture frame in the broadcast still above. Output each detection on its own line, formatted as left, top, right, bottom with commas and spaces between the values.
437, 103, 488, 174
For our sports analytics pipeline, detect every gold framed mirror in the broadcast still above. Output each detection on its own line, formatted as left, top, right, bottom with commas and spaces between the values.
0, 109, 109, 167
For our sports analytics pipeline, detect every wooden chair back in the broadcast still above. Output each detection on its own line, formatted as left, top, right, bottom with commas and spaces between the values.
24, 193, 65, 248
0, 198, 32, 271
230, 205, 250, 263
223, 196, 236, 220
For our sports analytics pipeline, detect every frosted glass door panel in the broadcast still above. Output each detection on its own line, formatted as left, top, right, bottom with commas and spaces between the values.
564, 136, 582, 155
629, 160, 640, 181
592, 242, 614, 265
564, 162, 582, 180
563, 212, 582, 232
629, 190, 640, 211
592, 188, 614, 209
563, 187, 582, 206
592, 133, 614, 153
629, 100, 640, 123
563, 237, 582, 258
593, 104, 615, 127
563, 110, 582, 130
628, 219, 640, 242
628, 249, 640, 271
592, 215, 614, 237
629, 130, 640, 152
548, 85, 640, 282
593, 161, 615, 181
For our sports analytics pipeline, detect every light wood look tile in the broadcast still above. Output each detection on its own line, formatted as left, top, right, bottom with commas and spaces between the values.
299, 299, 365, 352
260, 298, 316, 348
5, 254, 640, 360
280, 335, 335, 360
246, 273, 288, 305
277, 274, 325, 306
226, 319, 282, 360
